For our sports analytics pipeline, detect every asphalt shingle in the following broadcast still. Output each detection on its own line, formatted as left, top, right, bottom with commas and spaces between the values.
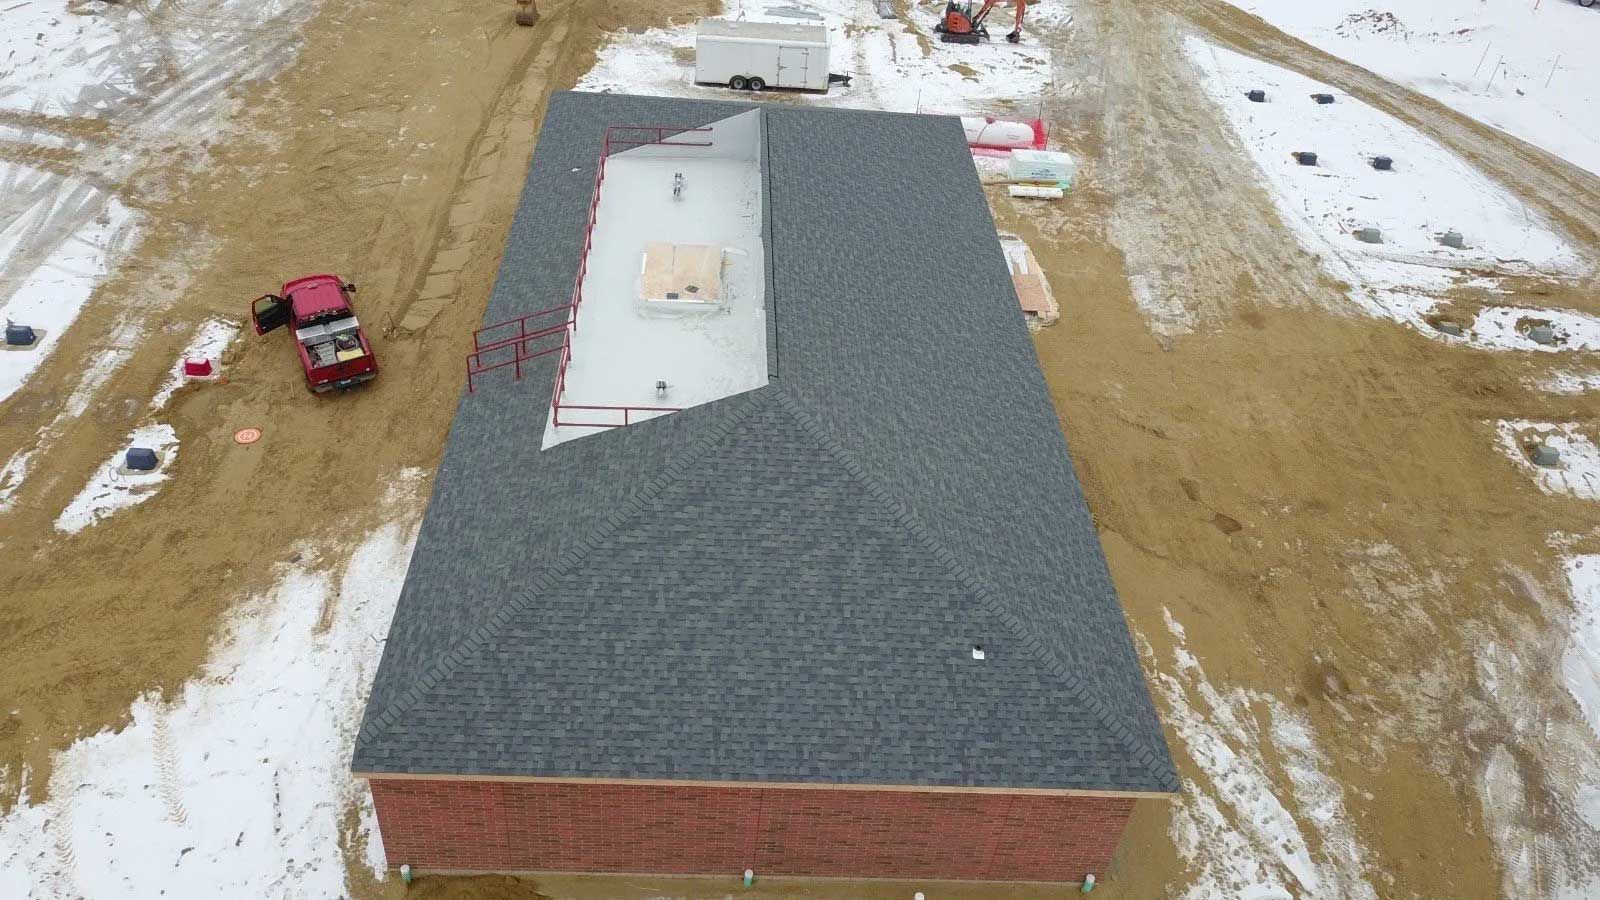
352, 92, 1178, 794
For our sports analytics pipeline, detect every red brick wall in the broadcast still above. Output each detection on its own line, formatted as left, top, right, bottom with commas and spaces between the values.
367, 778, 1135, 882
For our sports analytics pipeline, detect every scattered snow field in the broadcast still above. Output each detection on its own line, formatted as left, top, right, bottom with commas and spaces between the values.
0, 475, 423, 898
1152, 611, 1377, 900
6, 0, 1600, 896
1495, 420, 1600, 502
578, 0, 1062, 116
1186, 37, 1582, 341
0, 162, 137, 405
1216, 0, 1600, 177
1567, 556, 1600, 744
0, 0, 322, 502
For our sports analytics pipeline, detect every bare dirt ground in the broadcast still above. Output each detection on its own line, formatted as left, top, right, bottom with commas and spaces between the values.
4, 0, 1599, 897
0, 0, 710, 808
1002, 0, 1600, 897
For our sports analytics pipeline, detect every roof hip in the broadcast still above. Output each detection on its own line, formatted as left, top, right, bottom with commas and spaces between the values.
354, 390, 770, 755
769, 388, 1180, 792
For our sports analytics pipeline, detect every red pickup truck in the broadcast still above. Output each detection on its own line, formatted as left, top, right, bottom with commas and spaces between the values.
250, 274, 378, 393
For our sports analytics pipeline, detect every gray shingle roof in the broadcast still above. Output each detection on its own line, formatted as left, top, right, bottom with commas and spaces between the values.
352, 92, 1177, 794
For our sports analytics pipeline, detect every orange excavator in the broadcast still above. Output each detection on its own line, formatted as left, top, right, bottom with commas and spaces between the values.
934, 0, 1026, 44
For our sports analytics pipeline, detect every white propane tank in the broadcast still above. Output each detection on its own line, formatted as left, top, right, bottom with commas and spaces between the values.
961, 116, 1038, 149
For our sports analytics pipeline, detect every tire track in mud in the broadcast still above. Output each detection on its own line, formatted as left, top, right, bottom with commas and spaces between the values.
0, 0, 325, 519
393, 17, 575, 333
1021, 3, 1600, 897
1060, 0, 1349, 342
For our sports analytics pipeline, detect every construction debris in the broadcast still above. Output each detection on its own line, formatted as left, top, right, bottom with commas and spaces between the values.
1008, 184, 1064, 200
998, 232, 1059, 329
1009, 148, 1075, 186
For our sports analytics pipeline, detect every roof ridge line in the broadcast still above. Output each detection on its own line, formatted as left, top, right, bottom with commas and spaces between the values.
356, 390, 770, 755
770, 388, 1177, 791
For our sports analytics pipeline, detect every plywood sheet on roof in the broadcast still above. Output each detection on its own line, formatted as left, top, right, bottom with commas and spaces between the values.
640, 242, 722, 304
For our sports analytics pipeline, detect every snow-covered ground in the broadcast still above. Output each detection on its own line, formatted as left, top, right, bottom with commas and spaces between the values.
1216, 0, 1600, 176
1186, 37, 1581, 329
0, 0, 319, 506
1470, 304, 1600, 353
0, 472, 422, 898
1151, 611, 1377, 900
1494, 420, 1600, 501
1537, 368, 1600, 395
1, 0, 322, 119
1565, 555, 1600, 743
0, 162, 137, 405
578, 0, 1063, 117
54, 423, 179, 535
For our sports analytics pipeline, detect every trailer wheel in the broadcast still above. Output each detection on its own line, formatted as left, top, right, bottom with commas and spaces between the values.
748, 77, 766, 91
729, 75, 748, 90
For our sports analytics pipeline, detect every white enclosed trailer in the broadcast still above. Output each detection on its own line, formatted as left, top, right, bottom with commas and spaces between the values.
694, 19, 832, 92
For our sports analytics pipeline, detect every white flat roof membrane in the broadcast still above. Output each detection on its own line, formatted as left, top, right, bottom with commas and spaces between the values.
542, 110, 767, 449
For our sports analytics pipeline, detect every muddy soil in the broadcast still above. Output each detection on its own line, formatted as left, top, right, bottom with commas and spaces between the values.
4, 0, 1600, 897
0, 0, 713, 802
999, 0, 1600, 897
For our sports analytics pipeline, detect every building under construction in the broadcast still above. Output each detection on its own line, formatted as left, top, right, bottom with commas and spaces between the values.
352, 91, 1176, 885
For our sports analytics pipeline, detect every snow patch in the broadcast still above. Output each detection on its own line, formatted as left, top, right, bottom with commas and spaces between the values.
1213, 0, 1600, 176
149, 319, 240, 411
1564, 555, 1600, 742
54, 424, 179, 535
1535, 369, 1600, 395
0, 163, 137, 405
577, 0, 1058, 117
1470, 305, 1600, 353
1185, 37, 1584, 346
0, 474, 424, 897
1152, 611, 1377, 900
1494, 420, 1600, 501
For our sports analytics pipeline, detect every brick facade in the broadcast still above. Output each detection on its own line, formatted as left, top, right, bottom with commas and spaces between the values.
367, 778, 1135, 882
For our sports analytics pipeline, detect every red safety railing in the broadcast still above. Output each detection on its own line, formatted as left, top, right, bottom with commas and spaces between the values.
465, 124, 715, 432
466, 302, 573, 388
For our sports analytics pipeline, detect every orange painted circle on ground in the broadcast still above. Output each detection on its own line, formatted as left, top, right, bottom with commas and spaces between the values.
234, 427, 262, 445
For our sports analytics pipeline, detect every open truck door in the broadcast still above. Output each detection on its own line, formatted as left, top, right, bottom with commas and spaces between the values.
251, 294, 290, 335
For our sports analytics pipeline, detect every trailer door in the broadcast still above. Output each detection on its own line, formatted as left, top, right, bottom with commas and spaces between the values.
776, 46, 810, 89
